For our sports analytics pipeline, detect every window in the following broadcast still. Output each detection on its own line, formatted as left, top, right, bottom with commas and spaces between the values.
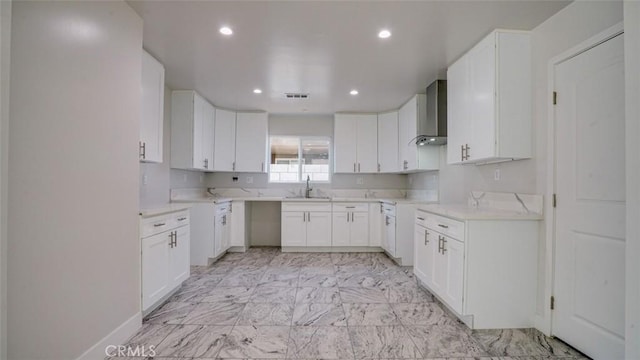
269, 136, 331, 183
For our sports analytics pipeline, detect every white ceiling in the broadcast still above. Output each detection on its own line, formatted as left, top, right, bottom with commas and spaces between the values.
128, 0, 570, 114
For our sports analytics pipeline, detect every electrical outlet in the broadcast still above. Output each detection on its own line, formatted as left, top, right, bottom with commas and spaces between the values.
494, 168, 501, 181
356, 177, 364, 185
246, 176, 253, 184
232, 176, 239, 182
142, 174, 148, 185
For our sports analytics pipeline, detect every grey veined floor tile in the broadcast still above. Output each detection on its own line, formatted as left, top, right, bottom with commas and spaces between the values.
217, 326, 289, 359
237, 302, 294, 326
391, 302, 460, 326
343, 303, 400, 326
405, 324, 489, 358
287, 326, 355, 359
181, 302, 245, 325
153, 324, 231, 358
339, 287, 388, 303
144, 301, 197, 325
250, 286, 297, 304
203, 287, 255, 303
292, 303, 347, 326
348, 325, 422, 359
295, 287, 342, 304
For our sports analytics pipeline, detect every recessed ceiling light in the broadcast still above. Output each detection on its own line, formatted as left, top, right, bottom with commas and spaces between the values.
378, 29, 391, 39
253, 88, 262, 94
219, 26, 233, 35
350, 89, 359, 95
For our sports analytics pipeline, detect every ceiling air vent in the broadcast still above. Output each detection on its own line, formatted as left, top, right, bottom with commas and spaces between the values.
285, 93, 310, 99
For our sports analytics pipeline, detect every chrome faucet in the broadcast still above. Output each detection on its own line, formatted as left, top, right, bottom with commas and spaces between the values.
305, 175, 312, 198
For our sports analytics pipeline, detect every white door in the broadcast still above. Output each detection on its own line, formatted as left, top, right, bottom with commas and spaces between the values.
332, 212, 350, 246
553, 33, 625, 360
169, 226, 190, 287
334, 114, 358, 173
377, 111, 398, 173
235, 112, 268, 172
140, 50, 164, 163
282, 212, 306, 246
443, 236, 464, 314
306, 212, 332, 247
385, 215, 396, 256
192, 94, 205, 170
414, 225, 429, 280
230, 201, 245, 247
142, 232, 170, 310
350, 212, 369, 246
468, 34, 496, 162
214, 108, 236, 171
368, 204, 382, 247
202, 101, 215, 171
222, 213, 231, 252
431, 232, 447, 298
398, 97, 418, 170
356, 114, 378, 173
214, 213, 224, 257
446, 56, 468, 165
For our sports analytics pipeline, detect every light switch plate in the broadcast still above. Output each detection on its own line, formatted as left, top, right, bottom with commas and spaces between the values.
494, 168, 501, 181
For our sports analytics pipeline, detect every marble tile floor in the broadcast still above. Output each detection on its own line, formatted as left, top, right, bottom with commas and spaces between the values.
109, 247, 588, 360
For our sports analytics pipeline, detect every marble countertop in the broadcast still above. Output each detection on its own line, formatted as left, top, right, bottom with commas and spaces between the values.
171, 196, 435, 204
139, 204, 192, 218
417, 204, 543, 221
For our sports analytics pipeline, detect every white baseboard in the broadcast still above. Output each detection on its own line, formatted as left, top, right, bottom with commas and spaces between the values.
282, 246, 383, 253
75, 312, 142, 360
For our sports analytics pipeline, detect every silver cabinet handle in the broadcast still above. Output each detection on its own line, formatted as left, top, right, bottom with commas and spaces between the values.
438, 224, 449, 229
173, 231, 178, 247
378, 163, 381, 172
139, 141, 146, 160
380, 204, 383, 213
461, 145, 465, 161
261, 162, 264, 172
204, 158, 209, 169
417, 217, 425, 221
438, 235, 443, 254
442, 238, 448, 253
464, 144, 470, 160
351, 212, 354, 222
347, 212, 349, 222
385, 216, 390, 226
346, 206, 356, 209
169, 231, 175, 248
177, 217, 187, 221
153, 222, 166, 227
353, 163, 356, 172
308, 212, 311, 222
424, 230, 428, 245
303, 212, 306, 222
358, 163, 361, 172
222, 215, 227, 225
232, 161, 235, 171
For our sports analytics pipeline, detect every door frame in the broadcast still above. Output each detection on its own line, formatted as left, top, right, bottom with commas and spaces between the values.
540, 22, 624, 336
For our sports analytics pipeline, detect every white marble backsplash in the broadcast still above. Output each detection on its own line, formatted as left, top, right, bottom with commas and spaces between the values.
467, 191, 543, 214
170, 187, 433, 201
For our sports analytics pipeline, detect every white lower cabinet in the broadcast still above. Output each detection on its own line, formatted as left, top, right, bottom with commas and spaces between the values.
213, 202, 232, 258
281, 202, 332, 247
141, 209, 190, 313
413, 209, 539, 329
332, 203, 369, 246
230, 201, 246, 249
380, 202, 414, 265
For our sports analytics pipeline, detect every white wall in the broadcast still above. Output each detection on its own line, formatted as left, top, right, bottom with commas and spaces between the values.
8, 2, 142, 359
0, 0, 10, 358
625, 1, 640, 358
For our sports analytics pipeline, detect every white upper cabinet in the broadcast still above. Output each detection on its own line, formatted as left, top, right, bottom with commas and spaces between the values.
171, 90, 215, 171
213, 108, 236, 171
235, 112, 268, 173
334, 114, 378, 173
398, 95, 439, 172
140, 50, 165, 163
447, 30, 532, 164
377, 111, 398, 173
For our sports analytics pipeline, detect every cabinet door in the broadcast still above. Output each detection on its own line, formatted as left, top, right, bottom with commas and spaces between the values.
381, 214, 390, 252
431, 233, 447, 298
230, 201, 245, 247
201, 101, 216, 171
306, 212, 332, 246
368, 203, 382, 247
356, 114, 378, 173
414, 225, 429, 281
214, 213, 224, 257
222, 213, 231, 252
142, 232, 170, 310
213, 108, 236, 171
398, 97, 418, 171
377, 111, 398, 173
140, 50, 164, 163
350, 212, 369, 246
332, 212, 350, 246
282, 212, 306, 246
443, 236, 464, 314
235, 112, 268, 172
385, 215, 397, 256
192, 94, 206, 170
169, 226, 190, 287
446, 57, 469, 165
334, 114, 358, 173
468, 35, 496, 162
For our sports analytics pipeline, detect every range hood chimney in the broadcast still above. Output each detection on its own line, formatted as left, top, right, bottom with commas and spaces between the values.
416, 80, 447, 146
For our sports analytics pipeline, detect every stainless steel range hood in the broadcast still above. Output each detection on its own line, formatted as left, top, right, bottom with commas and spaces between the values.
416, 80, 447, 146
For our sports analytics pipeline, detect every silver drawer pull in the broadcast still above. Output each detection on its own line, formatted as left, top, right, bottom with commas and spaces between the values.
438, 224, 449, 229
417, 217, 425, 221
177, 217, 187, 221
346, 206, 356, 209
153, 222, 166, 227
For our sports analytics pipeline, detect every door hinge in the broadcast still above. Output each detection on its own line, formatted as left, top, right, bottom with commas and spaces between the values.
553, 91, 557, 105
550, 295, 555, 310
552, 193, 557, 208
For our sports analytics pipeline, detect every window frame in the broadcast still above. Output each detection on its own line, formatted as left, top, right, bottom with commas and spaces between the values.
268, 135, 332, 184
